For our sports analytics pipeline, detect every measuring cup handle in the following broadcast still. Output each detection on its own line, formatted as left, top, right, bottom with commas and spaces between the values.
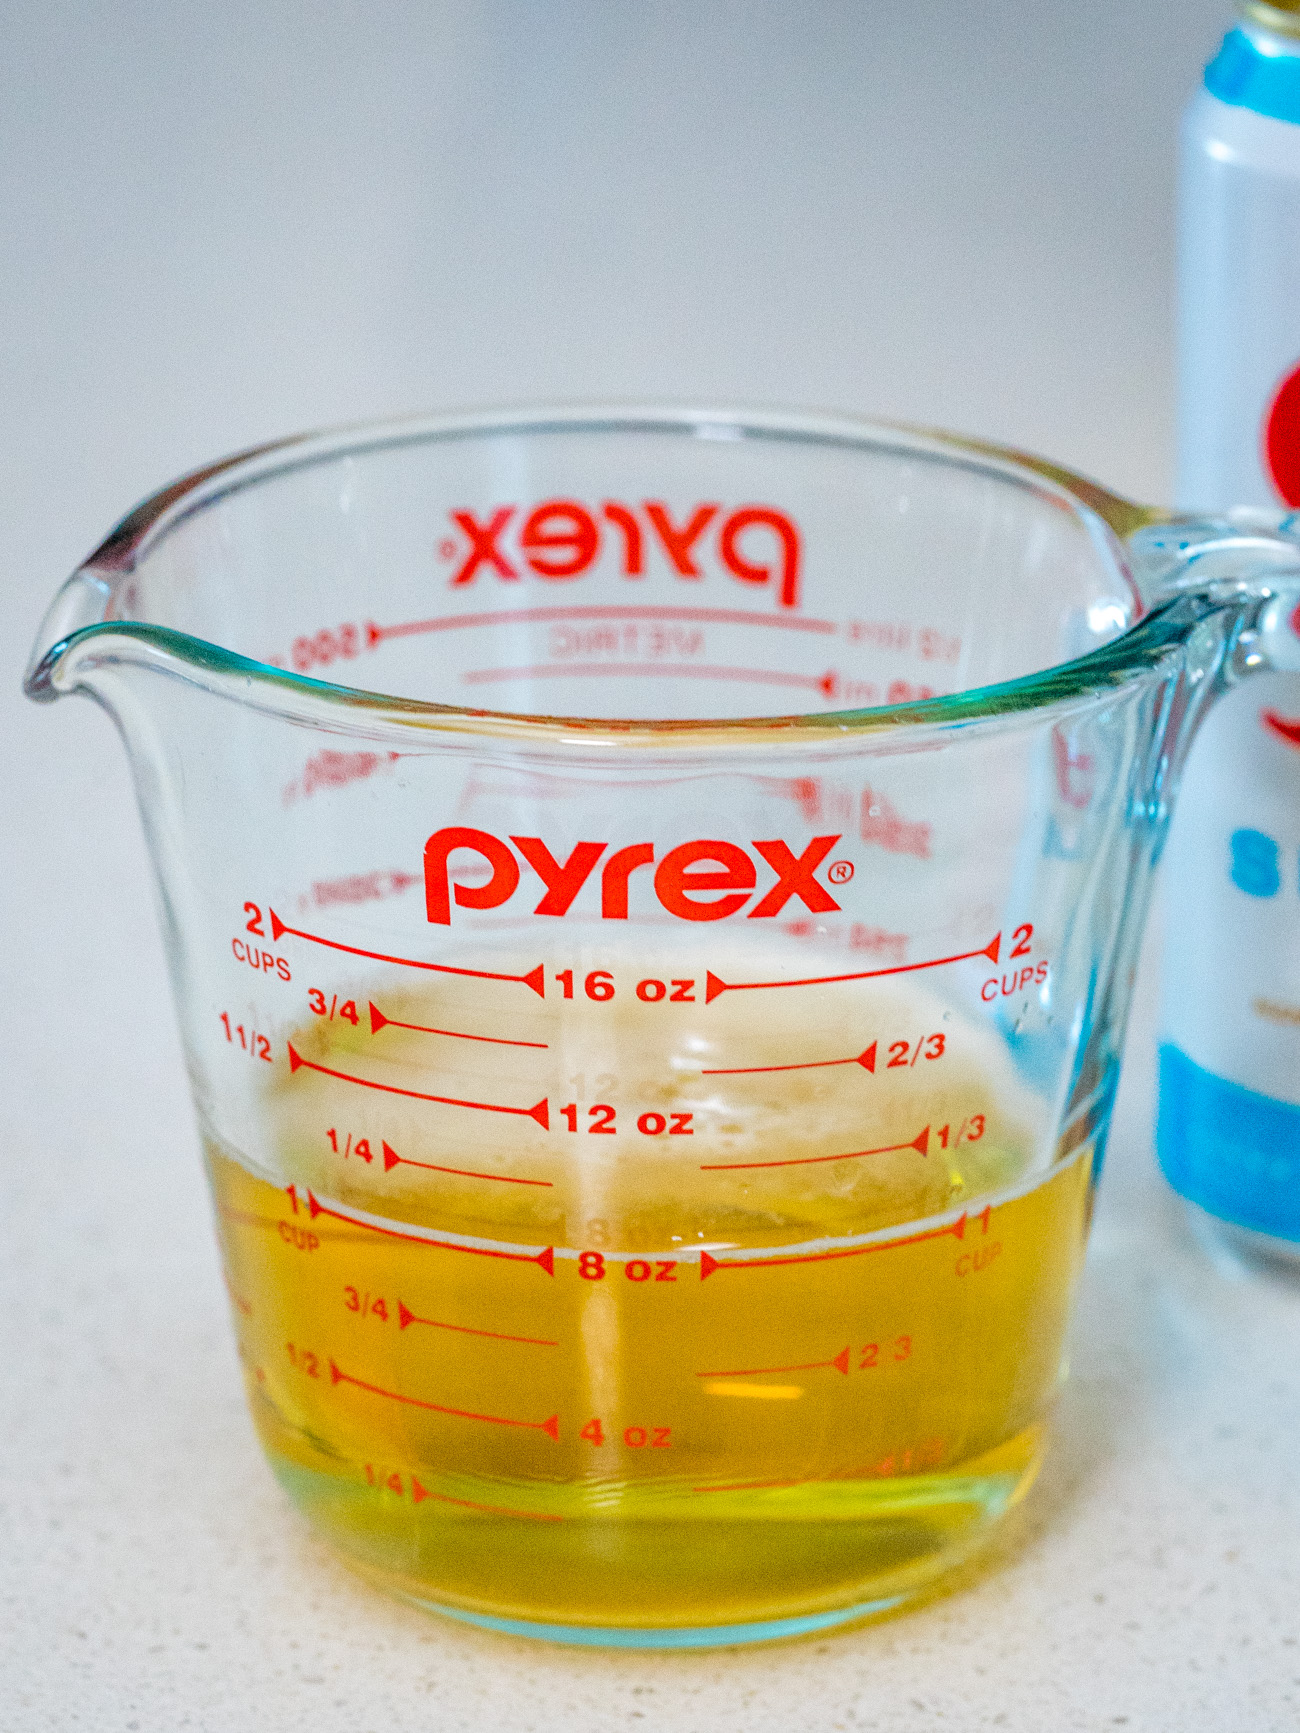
1127, 511, 1300, 678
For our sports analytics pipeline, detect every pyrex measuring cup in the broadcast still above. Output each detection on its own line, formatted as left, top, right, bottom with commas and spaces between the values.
25, 407, 1300, 1648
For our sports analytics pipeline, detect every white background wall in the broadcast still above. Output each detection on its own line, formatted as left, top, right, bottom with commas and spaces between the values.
4, 0, 1229, 596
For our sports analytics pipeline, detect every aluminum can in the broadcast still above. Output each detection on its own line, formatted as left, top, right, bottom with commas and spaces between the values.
1161, 1, 1300, 1265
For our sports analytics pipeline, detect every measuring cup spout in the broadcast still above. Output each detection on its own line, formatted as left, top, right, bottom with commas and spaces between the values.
24, 562, 276, 733
25, 431, 289, 706
23, 569, 121, 702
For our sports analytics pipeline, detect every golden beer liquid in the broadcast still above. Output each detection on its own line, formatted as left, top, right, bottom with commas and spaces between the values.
208, 968, 1093, 1635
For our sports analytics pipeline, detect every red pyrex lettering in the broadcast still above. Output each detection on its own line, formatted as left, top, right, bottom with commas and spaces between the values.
424, 829, 844, 924
444, 500, 802, 608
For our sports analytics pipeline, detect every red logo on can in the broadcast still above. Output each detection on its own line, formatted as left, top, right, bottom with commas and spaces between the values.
1264, 361, 1300, 507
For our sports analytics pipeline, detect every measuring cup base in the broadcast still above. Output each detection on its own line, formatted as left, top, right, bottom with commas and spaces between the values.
382, 1589, 911, 1651
260, 1427, 1047, 1648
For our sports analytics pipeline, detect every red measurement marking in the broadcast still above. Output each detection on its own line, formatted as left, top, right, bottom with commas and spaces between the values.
703, 1041, 877, 1077
367, 604, 837, 644
463, 662, 839, 696
287, 1043, 549, 1127
217, 1203, 275, 1230
221, 1274, 253, 1316
369, 1000, 547, 1049
380, 1138, 551, 1188
696, 1346, 851, 1378
699, 1208, 970, 1279
704, 932, 1002, 1002
268, 909, 545, 996
397, 1299, 558, 1347
293, 1187, 555, 1273
701, 1124, 929, 1173
409, 1481, 563, 1522
330, 1359, 559, 1437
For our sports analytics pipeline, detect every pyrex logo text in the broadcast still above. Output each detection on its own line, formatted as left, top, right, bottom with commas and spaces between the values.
444, 500, 802, 609
425, 829, 845, 924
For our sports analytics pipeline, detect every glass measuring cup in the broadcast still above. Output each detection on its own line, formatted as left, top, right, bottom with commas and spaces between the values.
25, 407, 1300, 1649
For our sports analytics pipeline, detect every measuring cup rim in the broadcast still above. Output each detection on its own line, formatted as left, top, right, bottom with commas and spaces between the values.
27, 401, 1186, 742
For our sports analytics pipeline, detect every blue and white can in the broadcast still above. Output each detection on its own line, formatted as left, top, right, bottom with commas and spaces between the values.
1162, 2, 1300, 1265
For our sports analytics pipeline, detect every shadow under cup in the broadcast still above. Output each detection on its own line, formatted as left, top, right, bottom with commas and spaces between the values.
29, 407, 1277, 1646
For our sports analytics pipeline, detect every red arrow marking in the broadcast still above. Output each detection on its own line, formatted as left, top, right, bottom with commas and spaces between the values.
381, 1139, 551, 1188
221, 1274, 253, 1317
703, 1041, 877, 1077
406, 1476, 563, 1521
696, 1346, 851, 1378
268, 909, 545, 996
287, 1042, 549, 1127
1263, 709, 1300, 749
218, 1203, 274, 1230
699, 1209, 966, 1279
294, 1187, 554, 1273
705, 934, 1001, 1002
701, 1124, 929, 1173
329, 1358, 559, 1437
397, 1299, 558, 1347
369, 1001, 547, 1048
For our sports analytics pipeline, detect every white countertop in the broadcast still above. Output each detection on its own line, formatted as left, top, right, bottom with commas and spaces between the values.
4, 2, 1296, 1726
